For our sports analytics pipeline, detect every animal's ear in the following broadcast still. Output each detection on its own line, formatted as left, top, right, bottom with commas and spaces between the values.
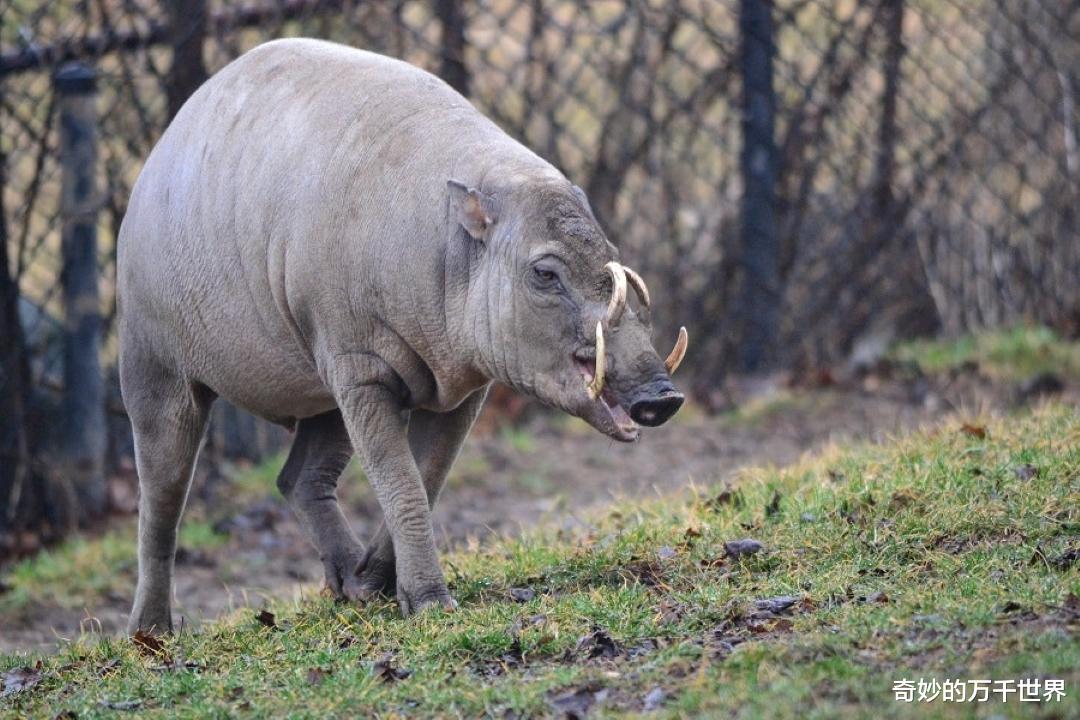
447, 180, 497, 241
571, 184, 599, 225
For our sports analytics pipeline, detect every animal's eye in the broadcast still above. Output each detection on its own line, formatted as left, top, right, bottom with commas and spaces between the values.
534, 267, 558, 284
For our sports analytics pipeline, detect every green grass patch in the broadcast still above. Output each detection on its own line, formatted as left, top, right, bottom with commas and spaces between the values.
0, 520, 225, 619
2, 405, 1077, 718
892, 326, 1080, 381
717, 387, 819, 427
228, 452, 288, 499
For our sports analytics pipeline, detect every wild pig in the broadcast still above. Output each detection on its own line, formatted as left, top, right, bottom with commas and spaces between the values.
118, 38, 687, 633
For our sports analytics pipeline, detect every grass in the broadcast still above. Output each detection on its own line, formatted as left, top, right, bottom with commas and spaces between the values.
0, 520, 225, 621
891, 326, 1080, 381
2, 403, 1077, 718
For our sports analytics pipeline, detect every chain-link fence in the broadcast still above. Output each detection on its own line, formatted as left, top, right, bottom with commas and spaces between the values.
2, 1, 1077, 539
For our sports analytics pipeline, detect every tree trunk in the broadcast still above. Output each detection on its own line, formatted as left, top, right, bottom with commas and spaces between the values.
735, 0, 780, 373
166, 0, 209, 121
873, 0, 904, 222
436, 0, 469, 97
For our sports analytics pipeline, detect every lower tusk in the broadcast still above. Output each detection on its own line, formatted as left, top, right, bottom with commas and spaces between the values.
665, 326, 688, 374
586, 320, 606, 400
622, 265, 651, 309
604, 261, 628, 326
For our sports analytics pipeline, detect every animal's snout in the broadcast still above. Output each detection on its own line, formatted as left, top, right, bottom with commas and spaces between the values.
628, 381, 684, 427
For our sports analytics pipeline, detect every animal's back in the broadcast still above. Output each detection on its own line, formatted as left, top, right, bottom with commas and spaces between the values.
117, 38, 538, 423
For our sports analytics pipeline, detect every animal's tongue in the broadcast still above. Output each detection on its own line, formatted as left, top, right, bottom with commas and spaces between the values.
602, 386, 635, 427
574, 356, 597, 382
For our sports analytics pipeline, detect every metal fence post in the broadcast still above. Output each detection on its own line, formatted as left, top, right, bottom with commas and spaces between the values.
56, 62, 106, 520
0, 90, 32, 540
736, 0, 780, 373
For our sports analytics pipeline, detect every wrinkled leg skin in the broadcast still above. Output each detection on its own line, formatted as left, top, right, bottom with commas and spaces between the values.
125, 348, 215, 636
353, 387, 489, 602
275, 410, 367, 600
327, 364, 488, 615
278, 386, 487, 610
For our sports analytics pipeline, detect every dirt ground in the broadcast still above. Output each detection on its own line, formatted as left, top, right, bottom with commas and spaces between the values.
2, 361, 1073, 653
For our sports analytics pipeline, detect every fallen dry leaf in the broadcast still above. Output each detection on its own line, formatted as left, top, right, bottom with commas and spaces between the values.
657, 599, 687, 625
1052, 547, 1080, 571
765, 491, 782, 517
131, 630, 166, 657
863, 590, 889, 604
705, 487, 742, 511
889, 489, 921, 510
960, 423, 987, 439
748, 616, 794, 634
574, 626, 621, 660
624, 558, 666, 587
372, 653, 412, 683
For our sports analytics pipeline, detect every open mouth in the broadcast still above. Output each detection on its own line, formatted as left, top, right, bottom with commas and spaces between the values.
573, 351, 640, 442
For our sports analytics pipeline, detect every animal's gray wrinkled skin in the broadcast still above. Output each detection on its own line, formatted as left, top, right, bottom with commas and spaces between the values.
119, 38, 685, 634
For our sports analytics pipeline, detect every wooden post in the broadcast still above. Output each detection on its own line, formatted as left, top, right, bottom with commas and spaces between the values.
735, 0, 780, 373
56, 62, 106, 520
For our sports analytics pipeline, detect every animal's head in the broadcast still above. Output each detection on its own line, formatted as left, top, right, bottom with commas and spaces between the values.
449, 176, 687, 441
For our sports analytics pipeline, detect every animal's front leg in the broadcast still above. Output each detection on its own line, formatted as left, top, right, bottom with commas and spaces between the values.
336, 381, 454, 615
355, 386, 490, 599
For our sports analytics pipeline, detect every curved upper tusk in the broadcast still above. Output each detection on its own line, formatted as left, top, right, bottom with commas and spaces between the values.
604, 261, 628, 326
622, 265, 651, 309
665, 326, 688, 375
586, 320, 606, 400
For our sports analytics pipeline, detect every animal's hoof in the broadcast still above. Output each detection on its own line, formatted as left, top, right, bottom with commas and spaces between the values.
320, 546, 367, 601
397, 584, 456, 617
348, 547, 397, 602
126, 611, 173, 637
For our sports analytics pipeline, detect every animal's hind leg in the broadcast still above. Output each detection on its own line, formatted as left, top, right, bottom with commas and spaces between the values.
276, 409, 366, 599
125, 355, 214, 635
